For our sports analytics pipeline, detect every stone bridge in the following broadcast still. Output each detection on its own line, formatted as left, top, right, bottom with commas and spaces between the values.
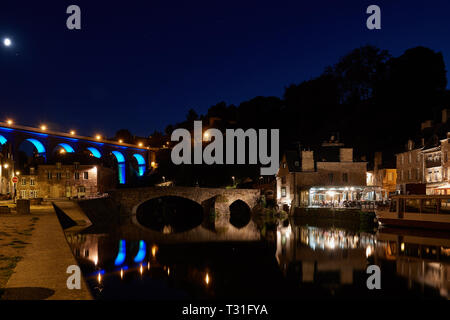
109, 186, 260, 216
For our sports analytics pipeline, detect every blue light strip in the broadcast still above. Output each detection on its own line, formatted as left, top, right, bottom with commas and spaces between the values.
0, 135, 6, 145
26, 138, 46, 154
133, 240, 147, 263
118, 163, 126, 184
87, 147, 101, 158
58, 143, 75, 153
114, 240, 126, 266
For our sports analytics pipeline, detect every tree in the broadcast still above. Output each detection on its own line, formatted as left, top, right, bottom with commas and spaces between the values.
114, 129, 134, 144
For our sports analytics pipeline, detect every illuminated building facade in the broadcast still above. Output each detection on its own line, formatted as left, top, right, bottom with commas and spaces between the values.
276, 136, 367, 210
16, 162, 115, 199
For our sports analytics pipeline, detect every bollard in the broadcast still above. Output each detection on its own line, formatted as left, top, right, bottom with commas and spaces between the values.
16, 199, 31, 215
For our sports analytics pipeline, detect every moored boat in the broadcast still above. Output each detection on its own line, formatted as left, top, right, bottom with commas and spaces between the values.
376, 195, 450, 231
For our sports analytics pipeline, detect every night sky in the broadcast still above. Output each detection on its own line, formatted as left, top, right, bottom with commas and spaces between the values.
1, 0, 450, 137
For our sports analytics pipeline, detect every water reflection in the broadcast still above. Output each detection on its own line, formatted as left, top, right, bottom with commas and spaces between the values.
65, 212, 450, 299
275, 220, 450, 299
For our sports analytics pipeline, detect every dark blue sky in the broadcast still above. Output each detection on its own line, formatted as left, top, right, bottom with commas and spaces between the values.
1, 0, 450, 137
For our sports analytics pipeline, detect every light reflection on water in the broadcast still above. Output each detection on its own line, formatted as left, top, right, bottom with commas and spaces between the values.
65, 216, 450, 299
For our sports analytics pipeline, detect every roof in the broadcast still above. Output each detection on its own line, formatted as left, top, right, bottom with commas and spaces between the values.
284, 150, 302, 172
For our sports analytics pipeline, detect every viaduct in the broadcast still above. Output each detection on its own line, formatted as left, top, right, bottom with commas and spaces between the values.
0, 121, 158, 185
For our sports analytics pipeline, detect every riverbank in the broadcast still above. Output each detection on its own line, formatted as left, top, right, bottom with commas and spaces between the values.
0, 203, 92, 300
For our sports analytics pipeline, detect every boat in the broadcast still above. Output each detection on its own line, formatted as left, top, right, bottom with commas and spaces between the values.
375, 195, 450, 231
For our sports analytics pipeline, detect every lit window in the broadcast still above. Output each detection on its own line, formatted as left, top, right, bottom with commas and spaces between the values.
281, 187, 286, 197
30, 178, 35, 186
21, 178, 26, 186
56, 172, 62, 180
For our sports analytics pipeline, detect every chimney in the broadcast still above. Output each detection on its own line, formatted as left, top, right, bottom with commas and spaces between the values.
340, 148, 353, 162
421, 120, 433, 131
301, 150, 314, 172
374, 152, 382, 170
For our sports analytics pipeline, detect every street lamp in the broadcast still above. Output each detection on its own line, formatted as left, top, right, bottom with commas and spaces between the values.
40, 125, 47, 131
6, 119, 13, 125
3, 38, 12, 47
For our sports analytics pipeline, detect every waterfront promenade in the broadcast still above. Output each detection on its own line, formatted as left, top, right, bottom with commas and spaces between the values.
1, 203, 92, 300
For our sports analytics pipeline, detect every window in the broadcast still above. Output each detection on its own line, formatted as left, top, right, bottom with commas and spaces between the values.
56, 172, 62, 180
342, 173, 348, 183
78, 186, 86, 193
281, 176, 286, 184
30, 178, 35, 186
282, 162, 286, 169
29, 190, 38, 198
408, 169, 412, 180
56, 162, 61, 169
83, 172, 89, 180
328, 173, 333, 183
408, 153, 412, 164
30, 167, 35, 174
66, 171, 70, 179
74, 172, 80, 180
21, 178, 26, 186
47, 172, 52, 180
294, 161, 300, 167
20, 190, 27, 199
281, 187, 286, 197
74, 163, 80, 170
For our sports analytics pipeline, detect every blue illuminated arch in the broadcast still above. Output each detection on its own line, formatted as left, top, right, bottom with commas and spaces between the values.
0, 135, 6, 145
112, 151, 126, 184
26, 138, 46, 154
114, 240, 126, 266
112, 151, 125, 163
57, 143, 75, 153
133, 154, 146, 176
133, 240, 147, 263
87, 147, 101, 158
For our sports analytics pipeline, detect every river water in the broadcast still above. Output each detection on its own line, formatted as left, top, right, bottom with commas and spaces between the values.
65, 204, 450, 300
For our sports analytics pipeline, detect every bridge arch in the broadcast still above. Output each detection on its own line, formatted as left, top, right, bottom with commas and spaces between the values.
86, 147, 102, 158
20, 138, 46, 156
132, 154, 146, 176
55, 143, 75, 153
134, 195, 204, 233
112, 151, 126, 184
229, 199, 251, 228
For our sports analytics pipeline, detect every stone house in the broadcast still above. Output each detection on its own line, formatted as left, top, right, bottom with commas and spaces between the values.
395, 139, 425, 194
276, 137, 367, 210
16, 162, 115, 199
366, 152, 397, 200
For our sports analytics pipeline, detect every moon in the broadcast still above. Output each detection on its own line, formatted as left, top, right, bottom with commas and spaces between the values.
3, 38, 12, 47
